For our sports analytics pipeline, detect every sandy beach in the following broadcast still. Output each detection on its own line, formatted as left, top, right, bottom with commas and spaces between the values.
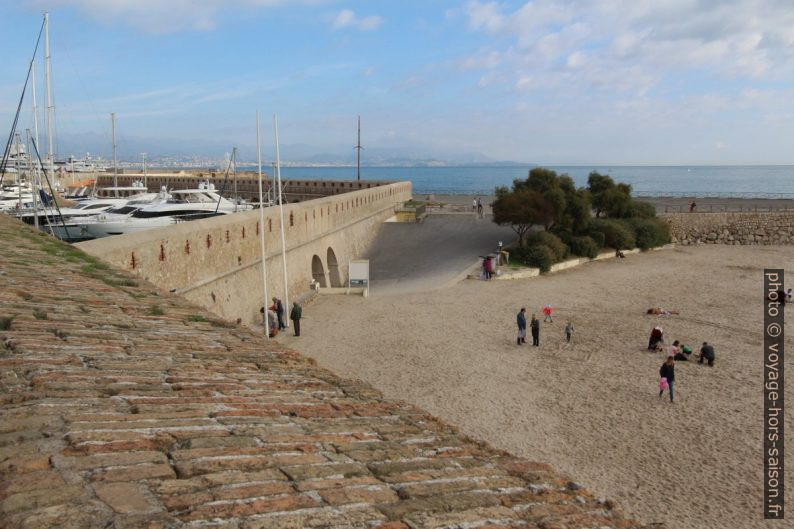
280, 244, 793, 529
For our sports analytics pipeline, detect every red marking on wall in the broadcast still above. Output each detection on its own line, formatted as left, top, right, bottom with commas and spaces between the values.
130, 252, 137, 269
225, 230, 230, 243
159, 244, 165, 261
268, 219, 272, 232
256, 221, 260, 235
241, 226, 246, 239
184, 240, 190, 254
206, 234, 212, 248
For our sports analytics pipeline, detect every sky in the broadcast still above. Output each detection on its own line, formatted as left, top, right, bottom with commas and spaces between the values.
3, 0, 794, 164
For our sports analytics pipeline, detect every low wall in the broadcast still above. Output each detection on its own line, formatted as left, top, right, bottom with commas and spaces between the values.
77, 182, 412, 326
662, 212, 794, 245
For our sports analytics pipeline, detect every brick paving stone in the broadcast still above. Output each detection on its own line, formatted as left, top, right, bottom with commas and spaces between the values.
0, 215, 649, 529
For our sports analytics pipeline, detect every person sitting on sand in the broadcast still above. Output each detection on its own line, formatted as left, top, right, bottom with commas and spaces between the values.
647, 307, 679, 315
674, 344, 692, 361
699, 342, 715, 366
615, 248, 625, 258
668, 340, 681, 358
648, 326, 664, 351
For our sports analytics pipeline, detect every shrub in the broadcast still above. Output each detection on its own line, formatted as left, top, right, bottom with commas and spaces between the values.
628, 200, 657, 219
589, 219, 636, 250
625, 218, 671, 249
512, 245, 556, 273
32, 310, 48, 320
524, 231, 569, 261
569, 236, 599, 259
586, 228, 605, 248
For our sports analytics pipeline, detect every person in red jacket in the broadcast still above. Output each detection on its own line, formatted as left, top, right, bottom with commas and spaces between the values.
542, 305, 553, 323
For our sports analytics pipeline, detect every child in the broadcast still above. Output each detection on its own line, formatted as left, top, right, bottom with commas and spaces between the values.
543, 305, 553, 323
564, 321, 574, 342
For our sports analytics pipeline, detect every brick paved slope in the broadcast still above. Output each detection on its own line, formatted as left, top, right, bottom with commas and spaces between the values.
0, 216, 651, 529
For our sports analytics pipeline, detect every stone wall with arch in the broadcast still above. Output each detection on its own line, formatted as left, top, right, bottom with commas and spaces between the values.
77, 181, 412, 327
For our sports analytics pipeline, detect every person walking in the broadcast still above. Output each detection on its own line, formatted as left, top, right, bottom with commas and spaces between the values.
483, 256, 493, 280
542, 305, 553, 323
564, 321, 574, 342
472, 197, 478, 212
290, 301, 302, 337
531, 314, 540, 346
516, 308, 527, 345
659, 356, 675, 403
477, 198, 483, 218
273, 297, 286, 330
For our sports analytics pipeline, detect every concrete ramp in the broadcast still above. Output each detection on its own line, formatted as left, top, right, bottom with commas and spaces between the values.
366, 214, 517, 295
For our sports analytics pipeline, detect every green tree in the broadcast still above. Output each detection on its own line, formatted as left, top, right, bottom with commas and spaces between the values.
491, 187, 556, 243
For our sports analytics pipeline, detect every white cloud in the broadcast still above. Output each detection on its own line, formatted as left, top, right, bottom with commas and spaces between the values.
461, 0, 794, 94
31, 0, 328, 33
332, 9, 383, 31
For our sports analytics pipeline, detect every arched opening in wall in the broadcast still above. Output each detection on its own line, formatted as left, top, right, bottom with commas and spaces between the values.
311, 255, 327, 288
326, 247, 342, 287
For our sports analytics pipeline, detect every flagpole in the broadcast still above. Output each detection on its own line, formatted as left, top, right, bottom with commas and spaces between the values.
256, 111, 270, 340
274, 114, 290, 327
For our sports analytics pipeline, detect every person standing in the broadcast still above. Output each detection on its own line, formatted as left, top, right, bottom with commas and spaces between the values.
659, 356, 675, 403
472, 197, 478, 212
543, 305, 553, 323
698, 342, 715, 366
477, 198, 483, 218
290, 301, 302, 337
273, 297, 286, 330
516, 308, 527, 345
564, 321, 574, 342
531, 314, 540, 346
483, 256, 493, 280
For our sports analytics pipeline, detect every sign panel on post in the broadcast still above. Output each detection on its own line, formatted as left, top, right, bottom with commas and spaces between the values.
348, 259, 370, 296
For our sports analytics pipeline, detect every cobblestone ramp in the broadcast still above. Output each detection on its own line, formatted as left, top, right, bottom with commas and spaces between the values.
0, 216, 651, 529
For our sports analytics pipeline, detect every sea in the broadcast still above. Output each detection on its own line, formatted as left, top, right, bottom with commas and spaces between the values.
256, 165, 794, 198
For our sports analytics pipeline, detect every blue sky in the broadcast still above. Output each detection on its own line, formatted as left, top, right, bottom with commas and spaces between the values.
3, 1, 794, 164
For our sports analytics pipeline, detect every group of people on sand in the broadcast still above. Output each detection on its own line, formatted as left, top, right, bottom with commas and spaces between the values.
516, 305, 574, 346
650, 327, 716, 403
472, 197, 484, 217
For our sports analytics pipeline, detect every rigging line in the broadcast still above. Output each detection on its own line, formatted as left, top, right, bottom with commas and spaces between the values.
215, 149, 235, 214
60, 39, 112, 145
1, 18, 46, 188
30, 136, 71, 241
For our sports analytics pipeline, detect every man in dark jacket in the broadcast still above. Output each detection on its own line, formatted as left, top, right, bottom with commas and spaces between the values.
530, 314, 540, 346
290, 302, 302, 337
273, 297, 286, 330
699, 342, 715, 366
516, 308, 527, 345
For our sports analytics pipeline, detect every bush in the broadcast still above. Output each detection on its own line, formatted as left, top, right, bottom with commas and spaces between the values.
569, 236, 599, 259
524, 231, 569, 261
586, 228, 605, 248
625, 218, 671, 249
628, 200, 657, 219
589, 219, 636, 250
512, 244, 556, 272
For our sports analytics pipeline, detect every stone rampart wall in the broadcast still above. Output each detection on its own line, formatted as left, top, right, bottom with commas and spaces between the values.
77, 182, 411, 325
662, 212, 794, 245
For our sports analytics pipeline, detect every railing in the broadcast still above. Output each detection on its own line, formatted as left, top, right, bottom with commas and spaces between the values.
635, 191, 794, 199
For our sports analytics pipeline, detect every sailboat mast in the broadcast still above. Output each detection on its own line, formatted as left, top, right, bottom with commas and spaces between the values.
111, 112, 118, 194
355, 116, 362, 181
43, 12, 55, 182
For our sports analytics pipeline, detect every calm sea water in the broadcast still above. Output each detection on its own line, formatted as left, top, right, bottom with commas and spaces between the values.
262, 165, 794, 198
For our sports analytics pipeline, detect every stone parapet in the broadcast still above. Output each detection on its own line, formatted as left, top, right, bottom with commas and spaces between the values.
661, 212, 794, 245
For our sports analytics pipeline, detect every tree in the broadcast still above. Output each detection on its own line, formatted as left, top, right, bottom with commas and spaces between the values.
492, 187, 556, 243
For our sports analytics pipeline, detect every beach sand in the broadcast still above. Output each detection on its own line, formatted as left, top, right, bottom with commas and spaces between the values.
280, 245, 793, 529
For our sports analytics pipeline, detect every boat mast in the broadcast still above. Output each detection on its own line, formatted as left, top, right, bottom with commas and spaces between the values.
111, 112, 118, 195
355, 116, 362, 181
273, 114, 290, 327
256, 111, 270, 340
44, 12, 55, 186
141, 152, 147, 189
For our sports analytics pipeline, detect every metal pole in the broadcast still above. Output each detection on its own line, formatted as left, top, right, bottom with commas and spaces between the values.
27, 130, 39, 230
142, 152, 147, 189
256, 111, 270, 340
274, 114, 290, 327
111, 112, 118, 195
355, 115, 362, 181
44, 12, 55, 187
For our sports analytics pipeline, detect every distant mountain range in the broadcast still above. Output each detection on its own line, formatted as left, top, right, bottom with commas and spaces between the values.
53, 132, 522, 167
